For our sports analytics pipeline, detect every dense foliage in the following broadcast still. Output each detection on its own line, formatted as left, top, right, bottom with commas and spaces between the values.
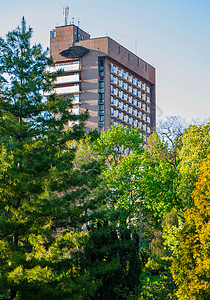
171, 155, 210, 300
0, 18, 95, 299
0, 19, 209, 300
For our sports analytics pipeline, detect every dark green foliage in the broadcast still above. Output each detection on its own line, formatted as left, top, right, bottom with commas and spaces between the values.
0, 18, 98, 299
83, 215, 142, 299
139, 258, 177, 300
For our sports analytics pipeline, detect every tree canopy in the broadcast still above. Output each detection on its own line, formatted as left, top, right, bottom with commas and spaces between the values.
0, 17, 209, 300
171, 155, 210, 300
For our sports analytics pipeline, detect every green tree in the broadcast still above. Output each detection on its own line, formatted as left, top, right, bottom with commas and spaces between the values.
171, 155, 210, 300
0, 18, 100, 300
139, 257, 177, 300
78, 125, 145, 299
178, 122, 210, 208
139, 153, 178, 226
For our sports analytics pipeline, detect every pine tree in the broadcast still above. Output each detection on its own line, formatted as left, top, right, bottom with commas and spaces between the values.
0, 18, 99, 299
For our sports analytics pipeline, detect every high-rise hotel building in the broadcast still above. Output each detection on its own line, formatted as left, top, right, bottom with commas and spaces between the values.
49, 24, 156, 140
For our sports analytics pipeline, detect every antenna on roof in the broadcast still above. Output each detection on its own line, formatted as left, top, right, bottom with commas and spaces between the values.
78, 18, 80, 28
63, 6, 69, 26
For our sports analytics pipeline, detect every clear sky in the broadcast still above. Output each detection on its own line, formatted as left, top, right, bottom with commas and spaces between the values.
1, 0, 210, 123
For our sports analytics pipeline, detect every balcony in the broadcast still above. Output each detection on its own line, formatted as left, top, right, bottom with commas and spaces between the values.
55, 85, 80, 95
70, 106, 80, 115
46, 62, 80, 73
72, 95, 80, 104
69, 120, 79, 127
55, 74, 80, 84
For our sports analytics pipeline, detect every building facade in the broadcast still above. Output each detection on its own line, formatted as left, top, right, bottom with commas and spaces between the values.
49, 24, 156, 141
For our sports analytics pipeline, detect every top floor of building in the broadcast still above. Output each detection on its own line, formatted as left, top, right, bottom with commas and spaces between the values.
50, 24, 155, 85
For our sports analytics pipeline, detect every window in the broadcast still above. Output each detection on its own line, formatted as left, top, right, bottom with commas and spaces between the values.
50, 31, 56, 38
99, 115, 104, 122
118, 45, 120, 54
128, 53, 130, 61
137, 58, 139, 66
99, 71, 104, 80
99, 104, 104, 111
99, 93, 104, 101
99, 82, 104, 89
145, 63, 147, 71
98, 59, 104, 69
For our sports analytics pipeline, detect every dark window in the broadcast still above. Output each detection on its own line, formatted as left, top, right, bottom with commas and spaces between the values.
118, 45, 120, 54
145, 63, 147, 71
99, 71, 104, 80
128, 53, 130, 61
98, 59, 104, 69
99, 104, 104, 111
99, 115, 104, 122
99, 82, 104, 89
99, 93, 104, 100
137, 58, 139, 66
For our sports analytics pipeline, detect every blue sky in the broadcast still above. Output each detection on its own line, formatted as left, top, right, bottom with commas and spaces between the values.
1, 0, 210, 123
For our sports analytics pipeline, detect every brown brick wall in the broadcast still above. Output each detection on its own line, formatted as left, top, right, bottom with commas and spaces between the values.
50, 25, 90, 62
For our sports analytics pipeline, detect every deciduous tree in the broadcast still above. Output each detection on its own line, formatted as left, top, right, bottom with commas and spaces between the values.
171, 155, 210, 300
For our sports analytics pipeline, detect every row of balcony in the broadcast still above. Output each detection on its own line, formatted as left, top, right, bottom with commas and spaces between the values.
111, 85, 150, 104
111, 96, 150, 114
111, 112, 150, 133
110, 64, 150, 93
111, 106, 150, 123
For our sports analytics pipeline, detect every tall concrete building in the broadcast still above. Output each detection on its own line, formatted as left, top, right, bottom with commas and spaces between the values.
49, 24, 156, 141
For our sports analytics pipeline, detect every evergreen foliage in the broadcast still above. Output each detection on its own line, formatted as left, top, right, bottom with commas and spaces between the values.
0, 18, 96, 299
